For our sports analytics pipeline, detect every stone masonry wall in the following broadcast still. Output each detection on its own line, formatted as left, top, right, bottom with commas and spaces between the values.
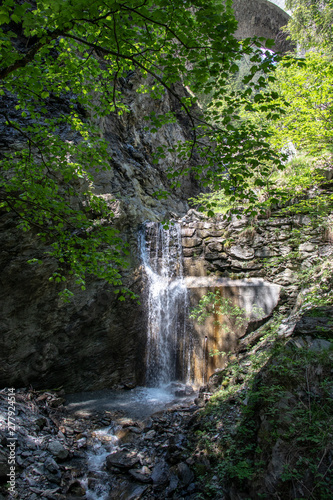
180, 209, 333, 312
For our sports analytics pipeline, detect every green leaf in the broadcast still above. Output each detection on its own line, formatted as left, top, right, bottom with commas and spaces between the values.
265, 38, 275, 49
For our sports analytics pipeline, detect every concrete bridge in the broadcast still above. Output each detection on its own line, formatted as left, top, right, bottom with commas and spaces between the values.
233, 0, 293, 53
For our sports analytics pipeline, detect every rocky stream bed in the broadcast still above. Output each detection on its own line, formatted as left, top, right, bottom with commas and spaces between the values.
0, 385, 216, 500
1, 307, 333, 500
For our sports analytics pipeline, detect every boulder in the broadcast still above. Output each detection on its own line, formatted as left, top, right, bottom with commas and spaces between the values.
293, 307, 333, 340
151, 459, 170, 485
106, 450, 139, 470
48, 440, 68, 460
174, 462, 194, 487
107, 480, 147, 500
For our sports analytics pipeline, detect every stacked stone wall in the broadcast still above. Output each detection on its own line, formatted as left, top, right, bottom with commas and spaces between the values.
180, 210, 333, 312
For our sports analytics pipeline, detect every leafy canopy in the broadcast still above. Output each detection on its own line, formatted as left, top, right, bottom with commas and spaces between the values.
191, 43, 333, 217
0, 0, 282, 297
285, 0, 333, 53
265, 51, 333, 155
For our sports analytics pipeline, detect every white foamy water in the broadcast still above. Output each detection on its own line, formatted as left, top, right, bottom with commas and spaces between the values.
81, 426, 119, 500
73, 386, 196, 500
139, 222, 192, 386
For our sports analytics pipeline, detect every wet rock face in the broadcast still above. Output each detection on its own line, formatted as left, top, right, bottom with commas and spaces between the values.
91, 75, 201, 228
245, 335, 333, 500
0, 217, 146, 391
293, 307, 333, 339
0, 75, 200, 392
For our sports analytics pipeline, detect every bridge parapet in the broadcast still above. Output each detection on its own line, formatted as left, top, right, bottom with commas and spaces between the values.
233, 0, 294, 53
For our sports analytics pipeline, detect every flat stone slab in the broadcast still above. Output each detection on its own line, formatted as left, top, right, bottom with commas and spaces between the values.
184, 277, 281, 324
184, 276, 281, 317
106, 450, 139, 469
184, 277, 276, 287
184, 277, 281, 384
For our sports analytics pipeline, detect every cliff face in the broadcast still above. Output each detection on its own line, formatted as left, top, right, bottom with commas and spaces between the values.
0, 1, 297, 392
1, 69, 331, 393
91, 74, 199, 227
0, 76, 199, 392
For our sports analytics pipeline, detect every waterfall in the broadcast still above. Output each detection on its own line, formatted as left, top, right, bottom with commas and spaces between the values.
139, 222, 192, 387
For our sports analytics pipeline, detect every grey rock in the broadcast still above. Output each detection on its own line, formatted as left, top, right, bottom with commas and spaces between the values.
181, 237, 202, 248
107, 480, 147, 500
277, 231, 290, 241
166, 473, 179, 495
106, 450, 139, 469
35, 417, 48, 429
254, 246, 277, 258
265, 217, 292, 227
175, 462, 194, 487
181, 227, 196, 237
309, 339, 332, 352
76, 437, 87, 448
204, 252, 221, 261
264, 439, 287, 492
127, 426, 142, 435
128, 466, 152, 483
48, 441, 68, 460
206, 241, 223, 253
299, 242, 316, 253
227, 245, 254, 260
197, 229, 224, 238
144, 429, 156, 440
252, 234, 266, 247
151, 459, 170, 485
293, 307, 333, 339
230, 215, 248, 228
293, 215, 312, 226
183, 246, 203, 257
44, 457, 59, 473
211, 259, 230, 270
274, 268, 296, 285
66, 480, 86, 497
279, 245, 292, 256
230, 259, 262, 270
143, 418, 153, 432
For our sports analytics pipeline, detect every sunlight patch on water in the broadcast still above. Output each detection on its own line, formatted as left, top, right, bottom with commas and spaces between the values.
66, 384, 195, 420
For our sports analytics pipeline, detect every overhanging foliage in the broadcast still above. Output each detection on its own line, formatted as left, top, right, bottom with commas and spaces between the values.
0, 0, 284, 297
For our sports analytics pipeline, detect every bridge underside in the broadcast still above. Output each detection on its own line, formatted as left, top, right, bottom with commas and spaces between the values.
233, 0, 293, 53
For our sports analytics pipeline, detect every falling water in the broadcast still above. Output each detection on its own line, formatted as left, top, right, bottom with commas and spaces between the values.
139, 222, 192, 386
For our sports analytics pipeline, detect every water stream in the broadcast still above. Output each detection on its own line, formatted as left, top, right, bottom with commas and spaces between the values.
82, 426, 119, 500
69, 221, 195, 499
139, 221, 192, 386
68, 387, 196, 500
